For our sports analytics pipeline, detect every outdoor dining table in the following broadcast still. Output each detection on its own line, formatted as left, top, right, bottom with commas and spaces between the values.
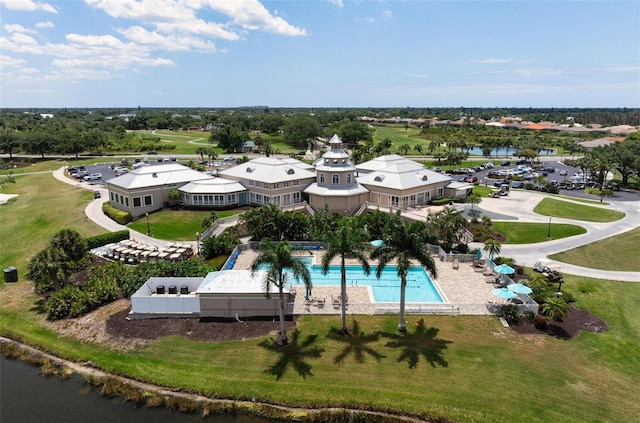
175, 248, 186, 254
169, 253, 181, 261
140, 250, 152, 258
158, 252, 169, 259
120, 240, 134, 247
114, 246, 127, 253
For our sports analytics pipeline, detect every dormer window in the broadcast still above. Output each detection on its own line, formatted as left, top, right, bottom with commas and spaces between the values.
286, 168, 295, 175
374, 175, 385, 182
246, 166, 255, 173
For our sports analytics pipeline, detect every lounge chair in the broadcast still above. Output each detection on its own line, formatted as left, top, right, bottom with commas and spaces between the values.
452, 259, 460, 270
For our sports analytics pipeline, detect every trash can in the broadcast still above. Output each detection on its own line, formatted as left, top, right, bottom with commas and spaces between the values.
3, 266, 18, 283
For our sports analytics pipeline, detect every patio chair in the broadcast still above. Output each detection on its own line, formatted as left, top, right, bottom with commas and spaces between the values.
452, 259, 460, 270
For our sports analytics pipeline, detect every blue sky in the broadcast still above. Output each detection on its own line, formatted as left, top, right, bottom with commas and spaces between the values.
1, 0, 639, 108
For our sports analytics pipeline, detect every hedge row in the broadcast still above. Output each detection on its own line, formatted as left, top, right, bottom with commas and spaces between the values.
102, 202, 132, 224
85, 230, 130, 249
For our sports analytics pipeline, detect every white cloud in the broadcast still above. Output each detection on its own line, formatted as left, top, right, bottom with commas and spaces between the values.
382, 9, 393, 19
1, 55, 27, 67
117, 26, 218, 52
3, 24, 37, 34
0, 0, 57, 13
0, 33, 46, 54
35, 20, 55, 28
328, 0, 343, 7
471, 58, 538, 65
84, 0, 196, 22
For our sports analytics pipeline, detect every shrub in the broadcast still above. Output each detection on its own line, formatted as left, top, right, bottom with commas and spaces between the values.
544, 183, 559, 194
84, 272, 120, 306
497, 304, 520, 325
429, 197, 452, 206
540, 296, 569, 321
46, 286, 90, 320
102, 202, 132, 224
481, 215, 492, 226
85, 230, 130, 249
533, 315, 548, 330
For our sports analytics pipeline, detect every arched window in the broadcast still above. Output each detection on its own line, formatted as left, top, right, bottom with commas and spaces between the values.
320, 173, 325, 183
332, 174, 339, 184
347, 173, 352, 183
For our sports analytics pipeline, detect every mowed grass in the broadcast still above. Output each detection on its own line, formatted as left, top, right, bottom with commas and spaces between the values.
549, 226, 640, 271
534, 198, 624, 222
492, 222, 586, 243
0, 173, 105, 273
1, 278, 639, 423
127, 209, 243, 241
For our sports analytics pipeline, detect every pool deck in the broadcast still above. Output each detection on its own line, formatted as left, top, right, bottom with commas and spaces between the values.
233, 249, 501, 316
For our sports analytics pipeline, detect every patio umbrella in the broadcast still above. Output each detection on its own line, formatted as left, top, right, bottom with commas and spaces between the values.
507, 283, 533, 295
492, 287, 517, 300
370, 240, 384, 247
476, 249, 482, 259
493, 263, 515, 275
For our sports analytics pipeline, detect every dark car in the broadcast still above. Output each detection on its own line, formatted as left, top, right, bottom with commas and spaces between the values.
511, 182, 524, 189
500, 161, 511, 166
543, 167, 556, 173
148, 151, 158, 155
93, 191, 101, 199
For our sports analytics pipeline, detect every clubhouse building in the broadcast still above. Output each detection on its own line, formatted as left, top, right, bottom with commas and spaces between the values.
106, 135, 472, 219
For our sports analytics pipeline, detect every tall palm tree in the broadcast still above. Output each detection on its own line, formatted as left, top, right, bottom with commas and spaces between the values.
483, 238, 502, 264
250, 241, 311, 345
321, 227, 371, 334
371, 223, 438, 332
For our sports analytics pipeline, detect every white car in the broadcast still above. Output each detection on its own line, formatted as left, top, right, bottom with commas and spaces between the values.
83, 173, 102, 181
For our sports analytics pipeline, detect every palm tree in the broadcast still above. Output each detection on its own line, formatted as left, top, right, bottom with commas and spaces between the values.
483, 238, 501, 264
467, 193, 481, 215
428, 207, 467, 252
371, 223, 438, 332
540, 296, 569, 321
250, 241, 312, 345
321, 227, 371, 334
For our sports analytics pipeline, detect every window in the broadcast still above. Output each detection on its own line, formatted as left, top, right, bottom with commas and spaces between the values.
273, 183, 279, 189
214, 195, 224, 205
125, 197, 129, 207
284, 181, 290, 187
320, 173, 325, 183
249, 180, 254, 186
402, 196, 408, 208
391, 196, 399, 207
293, 192, 301, 203
410, 194, 416, 205
227, 193, 237, 204
133, 197, 142, 207
347, 173, 352, 183
250, 192, 256, 202
144, 195, 152, 206
437, 187, 444, 197
110, 192, 115, 201
293, 180, 298, 186
332, 174, 339, 184
273, 196, 281, 205
283, 194, 291, 204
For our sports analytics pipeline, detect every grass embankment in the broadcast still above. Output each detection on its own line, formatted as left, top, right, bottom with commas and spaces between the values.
127, 209, 243, 241
2, 278, 639, 423
1, 165, 640, 422
550, 226, 640, 272
533, 198, 624, 222
492, 222, 586, 243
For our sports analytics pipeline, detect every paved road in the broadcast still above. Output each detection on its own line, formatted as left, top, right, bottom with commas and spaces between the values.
53, 166, 640, 282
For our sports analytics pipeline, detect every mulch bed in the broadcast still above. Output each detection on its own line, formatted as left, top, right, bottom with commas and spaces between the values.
509, 304, 608, 338
106, 309, 297, 342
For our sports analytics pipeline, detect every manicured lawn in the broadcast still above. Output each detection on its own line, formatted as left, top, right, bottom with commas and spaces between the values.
2, 166, 640, 422
127, 209, 243, 241
491, 221, 586, 243
0, 173, 105, 273
2, 276, 639, 423
533, 198, 625, 222
549, 226, 640, 272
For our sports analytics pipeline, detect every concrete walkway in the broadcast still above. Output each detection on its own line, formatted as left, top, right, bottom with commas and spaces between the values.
52, 166, 639, 282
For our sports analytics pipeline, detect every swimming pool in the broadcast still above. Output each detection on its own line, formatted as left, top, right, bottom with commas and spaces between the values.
285, 259, 444, 303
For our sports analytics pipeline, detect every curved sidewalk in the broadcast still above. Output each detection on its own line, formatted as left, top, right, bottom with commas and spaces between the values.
53, 166, 639, 282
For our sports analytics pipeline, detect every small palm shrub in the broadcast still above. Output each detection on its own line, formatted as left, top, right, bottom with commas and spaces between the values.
497, 304, 520, 325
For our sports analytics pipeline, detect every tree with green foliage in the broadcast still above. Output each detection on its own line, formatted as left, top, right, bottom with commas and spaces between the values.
428, 207, 468, 252
336, 119, 373, 148
0, 128, 21, 159
168, 188, 181, 207
482, 238, 501, 264
398, 143, 411, 155
467, 193, 481, 214
283, 114, 322, 149
201, 231, 240, 260
540, 296, 569, 321
371, 223, 438, 332
209, 125, 246, 152
251, 240, 312, 344
321, 226, 371, 334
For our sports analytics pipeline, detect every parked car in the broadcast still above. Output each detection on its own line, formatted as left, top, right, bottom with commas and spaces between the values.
83, 173, 102, 181
559, 169, 568, 176
511, 181, 524, 189
73, 170, 88, 179
224, 156, 236, 162
93, 191, 101, 199
464, 176, 478, 183
148, 151, 158, 155
500, 161, 511, 166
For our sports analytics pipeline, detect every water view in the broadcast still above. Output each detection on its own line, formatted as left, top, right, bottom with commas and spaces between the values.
461, 147, 556, 156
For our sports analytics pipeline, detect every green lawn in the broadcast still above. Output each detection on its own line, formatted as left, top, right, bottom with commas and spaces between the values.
533, 198, 625, 222
492, 221, 586, 243
2, 164, 640, 422
2, 278, 639, 423
549, 226, 640, 271
127, 209, 243, 241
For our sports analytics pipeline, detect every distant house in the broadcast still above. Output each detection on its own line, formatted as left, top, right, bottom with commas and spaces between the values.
241, 140, 256, 153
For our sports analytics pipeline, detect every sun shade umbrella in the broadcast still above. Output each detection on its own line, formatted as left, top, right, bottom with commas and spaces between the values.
492, 287, 517, 300
493, 263, 515, 275
507, 283, 533, 295
370, 240, 384, 247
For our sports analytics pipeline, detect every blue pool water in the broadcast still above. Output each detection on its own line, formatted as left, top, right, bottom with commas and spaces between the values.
282, 259, 443, 303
